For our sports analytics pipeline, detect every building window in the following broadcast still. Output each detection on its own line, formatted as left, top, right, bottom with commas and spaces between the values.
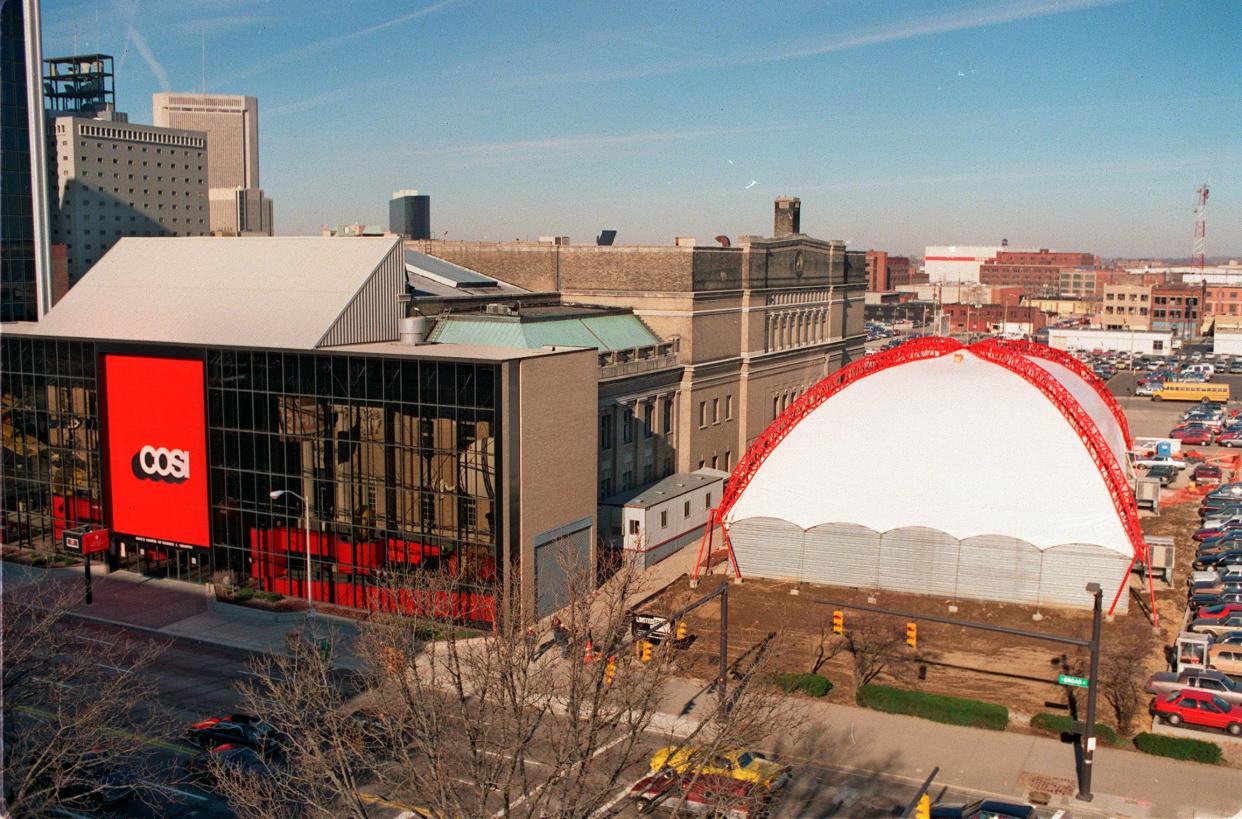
684, 500, 691, 517
600, 475, 613, 498
773, 396, 780, 420
711, 454, 719, 470
699, 401, 707, 428
660, 510, 668, 528
712, 399, 720, 424
629, 520, 640, 535
600, 413, 613, 451
662, 399, 673, 435
725, 395, 733, 420
725, 451, 731, 470
705, 492, 712, 509
623, 408, 634, 444
643, 404, 653, 438
622, 468, 634, 490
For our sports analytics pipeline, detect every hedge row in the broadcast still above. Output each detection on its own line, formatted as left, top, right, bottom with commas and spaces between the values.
856, 684, 1008, 731
1133, 732, 1222, 765
1029, 713, 1123, 746
775, 673, 832, 697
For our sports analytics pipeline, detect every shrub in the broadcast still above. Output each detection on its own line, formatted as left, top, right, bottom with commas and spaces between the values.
856, 684, 1008, 731
1133, 732, 1221, 764
1029, 713, 1123, 745
775, 672, 832, 697
232, 587, 256, 602
255, 591, 284, 602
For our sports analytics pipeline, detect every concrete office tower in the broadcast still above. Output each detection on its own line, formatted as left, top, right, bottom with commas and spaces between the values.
1, 0, 51, 321
152, 92, 273, 235
47, 117, 209, 284
390, 189, 430, 239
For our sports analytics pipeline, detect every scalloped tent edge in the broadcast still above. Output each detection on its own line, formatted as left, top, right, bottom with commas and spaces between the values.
693, 336, 1154, 622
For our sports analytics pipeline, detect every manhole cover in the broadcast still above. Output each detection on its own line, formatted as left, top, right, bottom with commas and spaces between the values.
1018, 772, 1075, 797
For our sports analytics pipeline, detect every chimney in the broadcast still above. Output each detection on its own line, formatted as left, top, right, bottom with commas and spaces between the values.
774, 197, 801, 237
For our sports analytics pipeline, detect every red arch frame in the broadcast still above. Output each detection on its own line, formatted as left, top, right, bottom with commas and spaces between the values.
698, 337, 1152, 622
977, 338, 1132, 447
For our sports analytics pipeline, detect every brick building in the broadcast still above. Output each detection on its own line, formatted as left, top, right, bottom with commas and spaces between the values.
942, 303, 1046, 335
412, 199, 866, 492
1203, 285, 1242, 319
864, 250, 915, 291
1150, 284, 1201, 337
978, 249, 1097, 295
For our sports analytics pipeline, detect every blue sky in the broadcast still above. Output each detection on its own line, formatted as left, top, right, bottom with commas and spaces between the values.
41, 0, 1241, 257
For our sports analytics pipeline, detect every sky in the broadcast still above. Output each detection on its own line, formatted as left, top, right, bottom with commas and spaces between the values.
40, 0, 1242, 258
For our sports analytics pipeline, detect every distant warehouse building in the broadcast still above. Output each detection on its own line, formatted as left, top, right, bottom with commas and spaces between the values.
711, 338, 1147, 614
0, 236, 598, 622
1047, 327, 1173, 355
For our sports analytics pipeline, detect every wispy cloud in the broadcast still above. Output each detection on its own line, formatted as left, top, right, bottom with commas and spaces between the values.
212, 0, 465, 86
503, 0, 1124, 86
403, 124, 795, 162
127, 22, 170, 91
265, 84, 370, 118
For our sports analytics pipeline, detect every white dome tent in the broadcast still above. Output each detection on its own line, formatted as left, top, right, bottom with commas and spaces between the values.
694, 337, 1153, 618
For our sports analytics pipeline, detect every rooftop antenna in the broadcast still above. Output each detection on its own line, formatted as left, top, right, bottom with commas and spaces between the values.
1193, 183, 1209, 268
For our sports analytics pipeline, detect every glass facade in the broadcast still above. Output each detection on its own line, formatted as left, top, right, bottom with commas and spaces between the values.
1, 0, 39, 322
0, 337, 503, 623
0, 336, 104, 548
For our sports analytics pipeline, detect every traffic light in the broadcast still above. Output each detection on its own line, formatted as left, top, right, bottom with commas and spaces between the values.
914, 794, 930, 819
675, 621, 687, 642
906, 622, 918, 650
832, 610, 844, 634
638, 639, 653, 663
604, 655, 617, 684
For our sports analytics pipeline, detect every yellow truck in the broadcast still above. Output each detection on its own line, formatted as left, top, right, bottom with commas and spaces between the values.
1152, 382, 1230, 402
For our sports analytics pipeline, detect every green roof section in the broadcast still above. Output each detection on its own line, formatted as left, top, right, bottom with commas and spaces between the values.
428, 313, 660, 351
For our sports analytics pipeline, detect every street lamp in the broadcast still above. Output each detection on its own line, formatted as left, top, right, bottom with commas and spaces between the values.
270, 489, 314, 616
1077, 581, 1103, 802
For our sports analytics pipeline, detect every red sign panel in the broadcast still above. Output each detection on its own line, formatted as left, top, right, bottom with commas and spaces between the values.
103, 355, 209, 548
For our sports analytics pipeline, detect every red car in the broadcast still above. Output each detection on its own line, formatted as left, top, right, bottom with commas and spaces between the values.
1196, 603, 1242, 621
1194, 522, 1242, 541
1194, 464, 1225, 485
1218, 432, 1242, 447
1179, 430, 1215, 446
628, 770, 771, 818
1150, 689, 1242, 735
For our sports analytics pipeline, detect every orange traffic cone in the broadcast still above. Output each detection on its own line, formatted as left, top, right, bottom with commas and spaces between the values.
583, 637, 595, 664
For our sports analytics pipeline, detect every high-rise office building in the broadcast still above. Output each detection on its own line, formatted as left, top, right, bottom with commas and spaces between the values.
152, 92, 273, 235
1, 0, 51, 321
390, 189, 430, 239
47, 116, 209, 284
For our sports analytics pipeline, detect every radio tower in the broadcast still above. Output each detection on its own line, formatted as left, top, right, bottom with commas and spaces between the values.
1193, 183, 1209, 268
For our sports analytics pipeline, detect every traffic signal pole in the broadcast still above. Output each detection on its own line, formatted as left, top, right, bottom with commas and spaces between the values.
815, 588, 1102, 802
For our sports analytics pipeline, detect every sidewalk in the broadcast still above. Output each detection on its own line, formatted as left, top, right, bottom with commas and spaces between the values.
655, 674, 1242, 819
2, 561, 363, 669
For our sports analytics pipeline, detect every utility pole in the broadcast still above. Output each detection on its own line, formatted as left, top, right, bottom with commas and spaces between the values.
1078, 582, 1103, 802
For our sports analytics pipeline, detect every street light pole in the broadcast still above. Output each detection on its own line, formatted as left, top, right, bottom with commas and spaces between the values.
1077, 582, 1103, 802
270, 489, 314, 616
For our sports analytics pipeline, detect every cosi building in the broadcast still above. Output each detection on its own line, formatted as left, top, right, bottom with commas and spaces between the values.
0, 237, 598, 622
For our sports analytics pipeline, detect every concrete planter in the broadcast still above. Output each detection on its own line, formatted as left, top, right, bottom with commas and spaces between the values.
210, 597, 308, 625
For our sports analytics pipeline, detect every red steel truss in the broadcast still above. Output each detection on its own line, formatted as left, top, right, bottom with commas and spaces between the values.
694, 337, 1153, 624
977, 338, 1133, 448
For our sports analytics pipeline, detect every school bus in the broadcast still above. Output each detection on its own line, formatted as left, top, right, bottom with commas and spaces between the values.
1152, 382, 1230, 402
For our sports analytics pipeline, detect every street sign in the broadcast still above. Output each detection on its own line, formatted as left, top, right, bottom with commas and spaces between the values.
1058, 673, 1089, 688
63, 527, 109, 555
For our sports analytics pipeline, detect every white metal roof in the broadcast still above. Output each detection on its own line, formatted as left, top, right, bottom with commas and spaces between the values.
28, 236, 403, 349
727, 350, 1135, 558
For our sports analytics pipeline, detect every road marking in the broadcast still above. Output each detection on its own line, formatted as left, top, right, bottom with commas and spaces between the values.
16, 705, 198, 757
492, 734, 628, 818
590, 774, 647, 817
73, 634, 118, 647
152, 783, 209, 802
481, 748, 551, 767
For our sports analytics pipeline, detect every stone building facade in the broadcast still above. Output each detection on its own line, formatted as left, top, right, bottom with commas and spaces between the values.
411, 203, 866, 492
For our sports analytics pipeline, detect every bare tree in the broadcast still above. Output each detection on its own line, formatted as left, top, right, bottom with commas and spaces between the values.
1098, 619, 1157, 735
809, 614, 845, 675
2, 575, 165, 816
844, 616, 909, 688
212, 554, 803, 818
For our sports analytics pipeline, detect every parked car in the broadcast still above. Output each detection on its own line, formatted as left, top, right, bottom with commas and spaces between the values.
1192, 614, 1242, 637
1194, 464, 1225, 485
1218, 432, 1242, 447
1194, 550, 1242, 570
1146, 464, 1178, 486
649, 747, 790, 791
1150, 690, 1242, 735
1193, 522, 1242, 541
186, 714, 284, 756
628, 769, 772, 818
1191, 593, 1242, 614
930, 800, 1037, 819
1193, 604, 1242, 620
185, 744, 273, 788
1209, 644, 1242, 677
1144, 668, 1242, 703
1214, 631, 1242, 647
1179, 430, 1215, 446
